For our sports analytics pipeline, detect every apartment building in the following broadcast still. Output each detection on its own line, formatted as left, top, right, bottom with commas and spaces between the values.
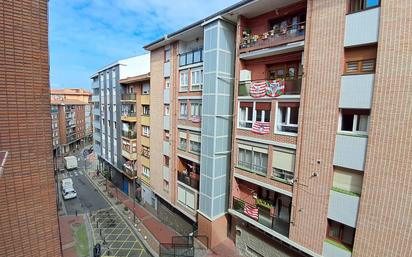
51, 104, 60, 155
91, 54, 150, 195
0, 0, 62, 256
51, 99, 87, 154
118, 74, 151, 197
144, 0, 412, 256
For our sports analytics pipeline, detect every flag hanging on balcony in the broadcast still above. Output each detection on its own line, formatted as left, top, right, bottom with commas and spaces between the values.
249, 81, 268, 98
266, 79, 285, 97
191, 116, 201, 123
252, 121, 270, 135
244, 204, 259, 220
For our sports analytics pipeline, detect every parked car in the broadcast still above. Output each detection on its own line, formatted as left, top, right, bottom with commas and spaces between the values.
61, 178, 73, 190
62, 187, 77, 200
64, 156, 78, 170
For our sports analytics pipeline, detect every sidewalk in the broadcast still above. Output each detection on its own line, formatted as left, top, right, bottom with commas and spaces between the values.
59, 215, 85, 257
87, 171, 239, 257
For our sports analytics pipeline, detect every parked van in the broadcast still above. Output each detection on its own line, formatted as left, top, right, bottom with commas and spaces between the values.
64, 156, 78, 170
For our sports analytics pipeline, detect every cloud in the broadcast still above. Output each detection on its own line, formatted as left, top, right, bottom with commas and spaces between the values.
49, 0, 239, 89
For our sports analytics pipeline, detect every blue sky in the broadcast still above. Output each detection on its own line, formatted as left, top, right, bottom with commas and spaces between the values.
49, 0, 239, 90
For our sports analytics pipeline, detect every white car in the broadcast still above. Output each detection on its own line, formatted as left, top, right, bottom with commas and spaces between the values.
61, 178, 73, 190
62, 187, 77, 200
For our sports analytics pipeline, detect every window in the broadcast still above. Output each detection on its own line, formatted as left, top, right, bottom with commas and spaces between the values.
189, 134, 201, 154
164, 104, 170, 116
345, 59, 375, 74
142, 125, 150, 137
177, 185, 195, 210
190, 101, 201, 121
339, 109, 369, 135
142, 83, 150, 95
276, 102, 299, 134
237, 144, 268, 175
191, 69, 203, 91
163, 179, 169, 192
238, 102, 271, 129
112, 69, 116, 87
238, 102, 253, 128
164, 130, 170, 141
142, 105, 150, 116
179, 102, 188, 119
142, 146, 150, 158
164, 155, 170, 167
327, 219, 355, 248
164, 48, 171, 62
272, 148, 295, 183
348, 0, 380, 13
180, 71, 189, 91
142, 166, 150, 178
165, 79, 170, 89
179, 131, 187, 150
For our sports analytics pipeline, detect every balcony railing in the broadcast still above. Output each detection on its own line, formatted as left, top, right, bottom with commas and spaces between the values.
232, 197, 289, 237
240, 22, 305, 52
121, 93, 136, 101
123, 163, 137, 178
121, 111, 137, 119
179, 49, 203, 67
237, 160, 267, 176
177, 171, 200, 191
122, 130, 137, 139
272, 168, 294, 184
239, 77, 302, 97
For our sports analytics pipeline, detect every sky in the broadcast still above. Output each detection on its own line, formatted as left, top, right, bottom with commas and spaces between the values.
49, 0, 239, 90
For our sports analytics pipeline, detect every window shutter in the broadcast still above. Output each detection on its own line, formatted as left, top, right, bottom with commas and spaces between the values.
179, 131, 187, 139
272, 150, 295, 172
238, 144, 253, 151
186, 190, 195, 209
178, 186, 185, 204
190, 133, 201, 143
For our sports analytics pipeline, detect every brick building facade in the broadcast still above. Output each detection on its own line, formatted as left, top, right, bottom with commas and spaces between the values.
0, 0, 62, 256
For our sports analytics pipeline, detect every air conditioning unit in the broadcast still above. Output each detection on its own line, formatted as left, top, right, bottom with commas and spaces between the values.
240, 69, 251, 82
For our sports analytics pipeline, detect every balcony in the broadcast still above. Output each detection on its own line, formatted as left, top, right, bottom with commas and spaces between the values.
122, 149, 137, 160
92, 108, 100, 116
93, 120, 100, 129
238, 78, 301, 97
121, 93, 136, 102
121, 111, 137, 122
179, 49, 203, 67
67, 134, 77, 143
177, 171, 199, 191
141, 95, 150, 105
122, 130, 137, 139
237, 160, 267, 177
123, 162, 137, 178
323, 239, 352, 257
232, 197, 289, 237
239, 22, 305, 54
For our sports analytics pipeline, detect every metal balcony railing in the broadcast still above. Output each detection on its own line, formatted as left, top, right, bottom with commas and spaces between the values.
121, 93, 136, 101
122, 130, 137, 139
240, 21, 305, 52
232, 197, 289, 237
237, 160, 267, 176
238, 77, 302, 97
177, 172, 199, 191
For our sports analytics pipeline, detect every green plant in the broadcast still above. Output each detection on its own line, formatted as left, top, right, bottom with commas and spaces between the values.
332, 187, 361, 197
325, 238, 352, 252
233, 199, 245, 211
256, 198, 272, 209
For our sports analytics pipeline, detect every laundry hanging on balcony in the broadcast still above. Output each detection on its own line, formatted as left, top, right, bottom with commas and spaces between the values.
244, 204, 259, 220
191, 116, 201, 123
266, 79, 285, 97
249, 79, 285, 98
252, 121, 270, 135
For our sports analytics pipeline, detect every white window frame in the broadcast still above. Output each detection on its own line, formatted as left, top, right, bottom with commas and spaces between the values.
275, 102, 299, 136
179, 102, 188, 119
338, 111, 369, 136
142, 125, 150, 137
143, 105, 150, 116
190, 69, 203, 91
142, 166, 150, 178
190, 101, 201, 119
237, 102, 271, 130
179, 71, 189, 92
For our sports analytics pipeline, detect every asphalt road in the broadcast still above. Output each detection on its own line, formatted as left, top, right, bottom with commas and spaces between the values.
58, 146, 108, 215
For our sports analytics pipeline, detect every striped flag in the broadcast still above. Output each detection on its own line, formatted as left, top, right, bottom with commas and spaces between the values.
244, 205, 259, 220
249, 81, 268, 98
192, 116, 201, 123
252, 121, 270, 135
